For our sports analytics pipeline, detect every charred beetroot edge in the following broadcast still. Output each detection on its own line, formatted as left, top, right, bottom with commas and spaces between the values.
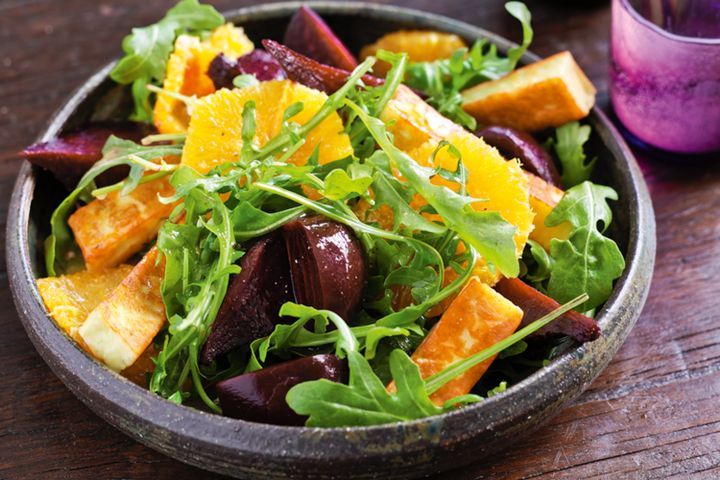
495, 277, 600, 343
216, 354, 347, 425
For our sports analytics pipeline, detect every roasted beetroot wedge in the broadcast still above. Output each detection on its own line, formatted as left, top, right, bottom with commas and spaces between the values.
283, 6, 357, 71
263, 39, 382, 94
217, 354, 347, 425
495, 278, 600, 343
283, 216, 366, 321
22, 123, 149, 189
201, 233, 294, 364
477, 125, 562, 187
207, 50, 286, 90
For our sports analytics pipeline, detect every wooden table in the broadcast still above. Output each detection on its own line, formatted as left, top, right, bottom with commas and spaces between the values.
1, 1, 718, 478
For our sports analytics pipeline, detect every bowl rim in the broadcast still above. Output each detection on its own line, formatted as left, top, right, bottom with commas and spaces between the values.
7, 1, 656, 476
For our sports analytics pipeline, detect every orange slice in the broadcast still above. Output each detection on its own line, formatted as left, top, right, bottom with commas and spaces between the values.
153, 24, 254, 134
360, 30, 466, 76
181, 79, 353, 173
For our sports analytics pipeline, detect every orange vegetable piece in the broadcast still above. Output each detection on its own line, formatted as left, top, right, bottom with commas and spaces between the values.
461, 51, 596, 132
153, 24, 254, 134
408, 277, 523, 406
525, 171, 571, 251
78, 248, 166, 372
68, 177, 177, 271
36, 265, 133, 340
360, 30, 466, 76
181, 80, 352, 173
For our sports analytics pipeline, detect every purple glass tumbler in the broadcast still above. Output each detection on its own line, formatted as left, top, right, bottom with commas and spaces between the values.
610, 0, 720, 154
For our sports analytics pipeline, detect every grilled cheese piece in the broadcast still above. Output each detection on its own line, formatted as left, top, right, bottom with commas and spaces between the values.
461, 51, 596, 132
78, 248, 166, 372
68, 177, 176, 271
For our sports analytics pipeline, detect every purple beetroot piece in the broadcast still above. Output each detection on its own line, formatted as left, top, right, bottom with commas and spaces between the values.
283, 6, 358, 71
201, 216, 367, 364
22, 123, 150, 189
477, 125, 562, 187
217, 354, 347, 425
262, 39, 383, 94
207, 50, 286, 90
200, 233, 294, 364
283, 216, 366, 321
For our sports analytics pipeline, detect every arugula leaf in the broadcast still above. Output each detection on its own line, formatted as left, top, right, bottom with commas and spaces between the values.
486, 381, 508, 397
550, 121, 597, 188
287, 350, 442, 427
230, 74, 258, 90
245, 303, 411, 372
321, 165, 374, 201
523, 239, 553, 286
346, 99, 519, 277
544, 182, 625, 310
405, 1, 533, 129
110, 0, 224, 122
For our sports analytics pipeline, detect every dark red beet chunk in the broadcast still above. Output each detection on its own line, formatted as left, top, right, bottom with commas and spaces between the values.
283, 216, 366, 321
207, 53, 239, 90
237, 49, 286, 81
21, 123, 149, 189
207, 50, 286, 90
263, 39, 383, 94
217, 354, 347, 425
200, 233, 294, 364
477, 125, 562, 187
283, 6, 358, 71
495, 278, 600, 343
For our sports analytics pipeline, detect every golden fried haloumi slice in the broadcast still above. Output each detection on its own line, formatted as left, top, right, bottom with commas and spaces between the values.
398, 277, 523, 406
68, 177, 176, 271
78, 248, 166, 372
461, 51, 596, 132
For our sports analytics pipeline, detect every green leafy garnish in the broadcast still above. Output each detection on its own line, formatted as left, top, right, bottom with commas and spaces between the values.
287, 293, 587, 427
110, 0, 224, 122
345, 99, 519, 277
550, 121, 597, 188
541, 182, 625, 311
405, 1, 533, 129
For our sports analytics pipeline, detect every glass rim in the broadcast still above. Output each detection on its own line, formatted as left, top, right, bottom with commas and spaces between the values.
620, 0, 720, 46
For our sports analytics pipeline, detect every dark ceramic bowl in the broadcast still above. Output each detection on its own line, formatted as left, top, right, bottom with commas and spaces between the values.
7, 2, 655, 479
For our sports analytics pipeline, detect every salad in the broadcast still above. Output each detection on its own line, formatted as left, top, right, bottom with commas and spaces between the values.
26, 0, 625, 427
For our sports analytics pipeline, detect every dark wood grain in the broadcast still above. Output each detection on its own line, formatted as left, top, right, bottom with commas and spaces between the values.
0, 1, 718, 479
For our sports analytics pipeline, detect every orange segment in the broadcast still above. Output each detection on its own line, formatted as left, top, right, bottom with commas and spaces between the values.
37, 265, 133, 340
525, 172, 571, 251
381, 85, 466, 152
409, 132, 533, 259
181, 80, 353, 173
153, 24, 254, 134
360, 30, 466, 76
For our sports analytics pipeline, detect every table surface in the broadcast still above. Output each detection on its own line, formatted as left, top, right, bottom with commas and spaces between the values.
1, 0, 719, 478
